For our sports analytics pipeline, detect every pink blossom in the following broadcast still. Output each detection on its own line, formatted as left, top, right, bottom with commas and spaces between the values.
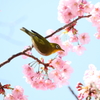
4, 94, 16, 100
49, 61, 73, 87
22, 64, 34, 77
49, 58, 73, 87
94, 71, 100, 89
89, 3, 100, 27
58, 0, 68, 13
58, 12, 71, 23
83, 2, 93, 13
79, 33, 90, 45
50, 57, 65, 69
76, 1, 93, 16
4, 86, 28, 100
88, 64, 97, 70
22, 57, 73, 90
77, 65, 100, 99
49, 35, 62, 44
45, 80, 56, 90
73, 45, 86, 55
31, 79, 45, 90
22, 64, 36, 84
57, 50, 67, 57
12, 86, 24, 98
83, 64, 97, 85
77, 9, 84, 16
62, 61, 73, 75
49, 70, 69, 87
58, 0, 76, 23
70, 35, 78, 42
70, 1, 79, 10
58, 6, 74, 23
31, 77, 56, 90
58, 0, 92, 23
63, 40, 73, 51
94, 32, 100, 39
77, 0, 93, 16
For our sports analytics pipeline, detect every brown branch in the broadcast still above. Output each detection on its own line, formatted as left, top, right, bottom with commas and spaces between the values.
45, 15, 91, 38
0, 52, 23, 67
68, 86, 78, 100
0, 46, 33, 68
0, 51, 49, 68
23, 53, 49, 67
0, 14, 91, 68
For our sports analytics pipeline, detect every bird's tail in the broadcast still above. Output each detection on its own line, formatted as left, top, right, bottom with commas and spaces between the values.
20, 27, 34, 36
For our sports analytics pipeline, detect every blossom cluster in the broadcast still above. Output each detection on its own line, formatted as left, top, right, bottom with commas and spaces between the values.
76, 64, 100, 100
54, 0, 92, 55
89, 2, 100, 39
4, 86, 28, 100
47, 29, 90, 55
22, 57, 73, 90
58, 0, 93, 23
58, 0, 100, 40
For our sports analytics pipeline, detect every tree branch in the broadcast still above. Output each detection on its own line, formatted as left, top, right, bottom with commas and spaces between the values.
0, 14, 91, 68
0, 52, 23, 67
0, 49, 49, 68
23, 53, 49, 67
45, 15, 91, 38
68, 86, 78, 100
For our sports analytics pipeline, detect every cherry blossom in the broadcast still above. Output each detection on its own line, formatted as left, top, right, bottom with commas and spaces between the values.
62, 40, 73, 51
4, 86, 28, 100
22, 57, 73, 90
78, 33, 90, 45
89, 2, 100, 27
70, 35, 78, 42
76, 65, 100, 100
73, 45, 86, 55
58, 0, 92, 23
49, 35, 62, 44
94, 32, 100, 39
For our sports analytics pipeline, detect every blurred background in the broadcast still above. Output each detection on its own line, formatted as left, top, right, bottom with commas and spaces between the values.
0, 0, 100, 100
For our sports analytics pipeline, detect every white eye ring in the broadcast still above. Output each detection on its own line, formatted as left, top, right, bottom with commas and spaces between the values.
56, 45, 59, 49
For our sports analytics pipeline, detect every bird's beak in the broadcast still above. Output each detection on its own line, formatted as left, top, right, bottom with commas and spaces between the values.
61, 49, 64, 52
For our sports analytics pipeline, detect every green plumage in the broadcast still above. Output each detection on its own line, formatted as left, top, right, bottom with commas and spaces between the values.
20, 27, 64, 56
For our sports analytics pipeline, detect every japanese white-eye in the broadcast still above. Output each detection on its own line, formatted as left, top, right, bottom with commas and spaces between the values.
20, 27, 64, 56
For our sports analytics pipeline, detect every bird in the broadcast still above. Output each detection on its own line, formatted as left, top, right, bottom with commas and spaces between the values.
20, 27, 64, 56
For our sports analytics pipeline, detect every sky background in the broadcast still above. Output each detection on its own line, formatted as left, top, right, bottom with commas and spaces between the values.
0, 0, 100, 100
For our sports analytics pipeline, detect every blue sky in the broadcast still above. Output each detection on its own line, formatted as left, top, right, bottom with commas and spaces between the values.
0, 0, 100, 100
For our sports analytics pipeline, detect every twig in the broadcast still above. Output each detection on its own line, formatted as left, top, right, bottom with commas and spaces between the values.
0, 52, 23, 67
0, 14, 91, 68
23, 53, 49, 67
0, 50, 49, 68
68, 86, 79, 100
45, 15, 91, 38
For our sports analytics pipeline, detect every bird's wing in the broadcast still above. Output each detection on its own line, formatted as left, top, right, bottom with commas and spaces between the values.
31, 30, 46, 40
31, 35, 47, 45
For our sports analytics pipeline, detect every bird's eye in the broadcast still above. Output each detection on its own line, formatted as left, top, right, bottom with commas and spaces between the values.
56, 45, 60, 49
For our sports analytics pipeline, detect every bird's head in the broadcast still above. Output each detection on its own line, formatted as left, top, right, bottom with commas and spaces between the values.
50, 43, 64, 54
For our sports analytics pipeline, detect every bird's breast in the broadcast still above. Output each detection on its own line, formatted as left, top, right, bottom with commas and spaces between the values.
31, 38, 52, 56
